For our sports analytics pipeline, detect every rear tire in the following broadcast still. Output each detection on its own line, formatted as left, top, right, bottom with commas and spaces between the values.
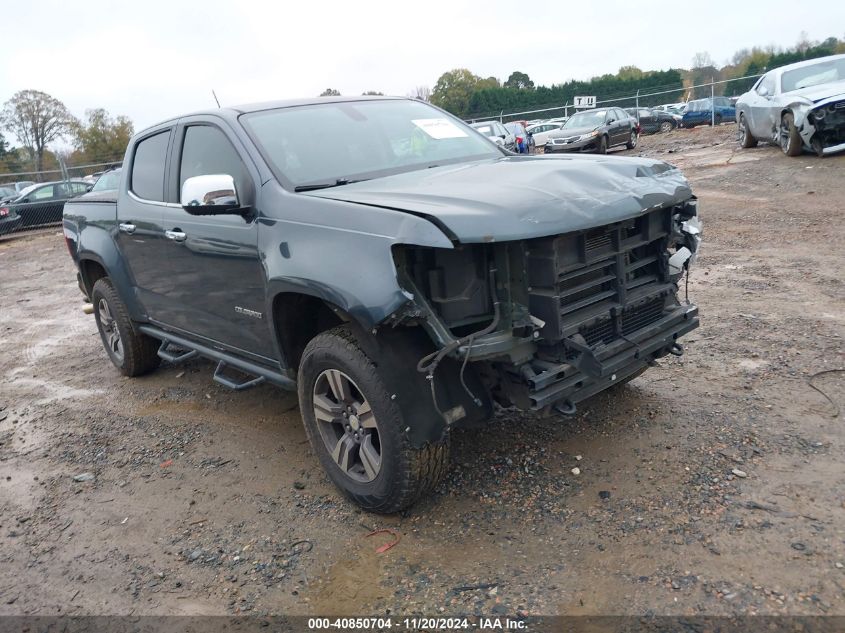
780, 112, 803, 156
738, 113, 757, 148
626, 129, 638, 150
298, 326, 450, 513
659, 121, 673, 133
91, 278, 160, 377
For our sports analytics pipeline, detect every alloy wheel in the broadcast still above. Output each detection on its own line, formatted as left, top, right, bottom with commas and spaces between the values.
98, 298, 124, 362
312, 369, 381, 483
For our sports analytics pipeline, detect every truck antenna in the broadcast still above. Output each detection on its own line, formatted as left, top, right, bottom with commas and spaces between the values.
212, 89, 221, 108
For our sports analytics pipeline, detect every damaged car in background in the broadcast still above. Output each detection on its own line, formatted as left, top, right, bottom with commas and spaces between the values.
63, 96, 701, 513
736, 53, 845, 156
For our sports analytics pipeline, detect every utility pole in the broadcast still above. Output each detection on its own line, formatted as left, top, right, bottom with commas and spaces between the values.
711, 78, 715, 127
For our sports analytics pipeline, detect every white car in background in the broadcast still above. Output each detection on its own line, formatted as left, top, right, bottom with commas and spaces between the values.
735, 53, 845, 156
526, 121, 566, 147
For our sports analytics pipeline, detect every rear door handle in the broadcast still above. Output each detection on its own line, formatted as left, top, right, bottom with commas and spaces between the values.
165, 229, 187, 242
118, 222, 136, 234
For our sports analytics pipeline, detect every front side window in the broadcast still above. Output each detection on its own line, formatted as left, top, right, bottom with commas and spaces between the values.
131, 131, 170, 201
242, 100, 500, 190
179, 125, 249, 198
757, 74, 776, 96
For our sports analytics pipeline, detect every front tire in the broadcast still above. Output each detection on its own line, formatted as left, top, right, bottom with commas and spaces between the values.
781, 112, 803, 156
738, 113, 757, 148
298, 326, 450, 513
597, 134, 608, 154
91, 278, 160, 377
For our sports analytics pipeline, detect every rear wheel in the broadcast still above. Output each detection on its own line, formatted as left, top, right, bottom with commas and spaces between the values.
659, 121, 673, 133
626, 129, 638, 150
780, 112, 803, 156
298, 326, 450, 513
91, 278, 160, 377
738, 113, 757, 148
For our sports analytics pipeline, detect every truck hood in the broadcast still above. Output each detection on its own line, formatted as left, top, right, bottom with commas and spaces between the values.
302, 155, 692, 243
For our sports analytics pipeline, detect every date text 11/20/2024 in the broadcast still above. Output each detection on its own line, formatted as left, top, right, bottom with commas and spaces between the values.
307, 617, 527, 630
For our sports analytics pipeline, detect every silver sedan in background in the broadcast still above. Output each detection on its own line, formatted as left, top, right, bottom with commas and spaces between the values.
735, 53, 845, 156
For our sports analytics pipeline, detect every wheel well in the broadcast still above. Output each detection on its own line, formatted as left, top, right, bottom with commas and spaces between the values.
80, 259, 107, 296
272, 293, 344, 371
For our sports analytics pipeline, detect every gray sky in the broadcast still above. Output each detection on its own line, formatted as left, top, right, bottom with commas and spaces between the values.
1, 0, 844, 135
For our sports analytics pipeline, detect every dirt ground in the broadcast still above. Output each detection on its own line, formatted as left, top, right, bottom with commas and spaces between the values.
1, 124, 843, 618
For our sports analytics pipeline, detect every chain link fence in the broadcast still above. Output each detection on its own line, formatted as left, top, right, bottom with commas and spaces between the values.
0, 158, 122, 238
465, 73, 764, 125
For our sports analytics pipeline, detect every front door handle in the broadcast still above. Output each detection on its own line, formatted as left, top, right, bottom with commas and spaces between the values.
118, 222, 136, 234
165, 229, 187, 242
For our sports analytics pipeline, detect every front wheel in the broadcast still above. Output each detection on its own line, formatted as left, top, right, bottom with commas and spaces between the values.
298, 326, 450, 513
626, 129, 638, 149
780, 112, 803, 156
597, 134, 608, 154
91, 278, 160, 376
738, 114, 757, 148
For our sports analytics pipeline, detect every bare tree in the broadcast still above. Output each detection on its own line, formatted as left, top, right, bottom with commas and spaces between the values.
408, 85, 431, 101
1, 90, 76, 173
691, 51, 715, 69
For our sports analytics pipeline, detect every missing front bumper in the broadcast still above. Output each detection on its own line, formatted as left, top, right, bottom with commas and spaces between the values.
524, 304, 699, 409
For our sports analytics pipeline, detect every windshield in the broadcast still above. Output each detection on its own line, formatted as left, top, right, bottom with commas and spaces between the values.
17, 184, 38, 198
472, 124, 494, 136
241, 100, 501, 189
781, 57, 845, 92
563, 110, 607, 129
92, 169, 121, 192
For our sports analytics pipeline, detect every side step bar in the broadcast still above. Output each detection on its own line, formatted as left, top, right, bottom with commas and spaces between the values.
157, 340, 198, 364
138, 324, 296, 391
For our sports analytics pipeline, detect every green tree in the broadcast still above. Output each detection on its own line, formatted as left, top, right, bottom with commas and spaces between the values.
1, 90, 76, 172
0, 132, 25, 175
320, 88, 341, 96
617, 65, 644, 81
431, 68, 484, 117
71, 108, 134, 164
503, 71, 533, 90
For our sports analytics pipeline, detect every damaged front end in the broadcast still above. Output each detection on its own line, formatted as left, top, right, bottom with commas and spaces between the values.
391, 198, 701, 419
801, 96, 845, 156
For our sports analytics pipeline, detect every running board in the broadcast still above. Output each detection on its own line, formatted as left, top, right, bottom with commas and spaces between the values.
213, 361, 266, 391
157, 340, 198, 364
138, 324, 295, 391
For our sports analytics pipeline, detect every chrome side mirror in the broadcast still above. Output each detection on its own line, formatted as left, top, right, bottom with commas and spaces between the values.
181, 174, 241, 215
758, 86, 769, 97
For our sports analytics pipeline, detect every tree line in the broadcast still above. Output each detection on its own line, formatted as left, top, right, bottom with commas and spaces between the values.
428, 33, 845, 120
1, 90, 133, 179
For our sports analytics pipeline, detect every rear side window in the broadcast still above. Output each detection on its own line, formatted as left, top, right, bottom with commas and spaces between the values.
131, 131, 170, 201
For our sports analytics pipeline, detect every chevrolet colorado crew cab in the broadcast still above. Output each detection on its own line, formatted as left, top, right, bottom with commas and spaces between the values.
63, 96, 701, 513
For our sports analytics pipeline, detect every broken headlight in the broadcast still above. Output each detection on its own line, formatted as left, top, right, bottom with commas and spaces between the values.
669, 198, 702, 276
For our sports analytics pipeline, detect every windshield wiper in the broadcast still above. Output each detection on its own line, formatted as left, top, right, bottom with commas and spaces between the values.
294, 178, 368, 192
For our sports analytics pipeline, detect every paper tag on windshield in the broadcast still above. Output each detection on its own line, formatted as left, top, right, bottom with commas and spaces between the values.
412, 118, 468, 139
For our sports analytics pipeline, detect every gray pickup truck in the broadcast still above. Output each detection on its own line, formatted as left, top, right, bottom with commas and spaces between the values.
63, 96, 701, 513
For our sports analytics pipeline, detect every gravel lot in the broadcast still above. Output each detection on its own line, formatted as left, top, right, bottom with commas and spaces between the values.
1, 125, 843, 617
